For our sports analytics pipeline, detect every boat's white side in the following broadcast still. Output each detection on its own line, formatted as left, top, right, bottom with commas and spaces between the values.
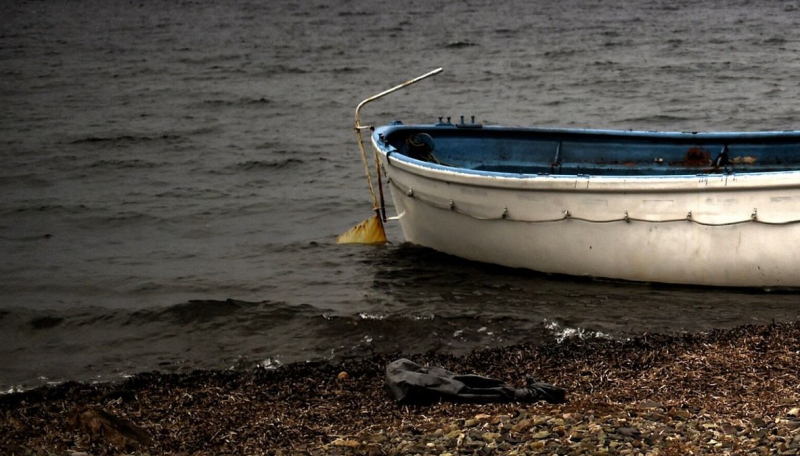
375, 139, 800, 287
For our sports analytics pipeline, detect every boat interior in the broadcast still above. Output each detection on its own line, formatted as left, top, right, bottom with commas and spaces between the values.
379, 124, 800, 176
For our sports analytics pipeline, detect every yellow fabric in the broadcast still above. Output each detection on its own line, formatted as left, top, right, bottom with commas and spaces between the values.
336, 214, 387, 245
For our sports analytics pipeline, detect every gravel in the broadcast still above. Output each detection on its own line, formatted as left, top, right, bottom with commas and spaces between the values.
2, 321, 799, 455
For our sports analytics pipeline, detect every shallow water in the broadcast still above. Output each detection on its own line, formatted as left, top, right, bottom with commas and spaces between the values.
2, 0, 800, 391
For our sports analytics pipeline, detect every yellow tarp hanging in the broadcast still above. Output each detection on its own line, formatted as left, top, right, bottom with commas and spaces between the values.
336, 214, 387, 245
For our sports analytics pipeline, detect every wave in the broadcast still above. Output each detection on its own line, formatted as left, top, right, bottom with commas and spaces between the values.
4, 204, 87, 215
260, 65, 308, 75
88, 159, 160, 169
199, 97, 271, 107
445, 40, 478, 49
761, 37, 787, 46
325, 66, 366, 74
493, 28, 519, 36
128, 299, 268, 324
0, 174, 51, 188
337, 11, 373, 17
226, 158, 304, 171
69, 134, 182, 145
178, 54, 245, 65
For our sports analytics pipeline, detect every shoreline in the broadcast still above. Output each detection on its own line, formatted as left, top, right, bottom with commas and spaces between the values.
2, 322, 799, 455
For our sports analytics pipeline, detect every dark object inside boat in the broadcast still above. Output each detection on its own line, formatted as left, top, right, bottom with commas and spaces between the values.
384, 125, 800, 176
405, 133, 439, 163
385, 358, 566, 404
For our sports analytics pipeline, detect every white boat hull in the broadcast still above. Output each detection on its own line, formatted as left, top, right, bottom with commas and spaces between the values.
379, 150, 800, 288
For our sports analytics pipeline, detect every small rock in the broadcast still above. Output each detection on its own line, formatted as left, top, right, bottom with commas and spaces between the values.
669, 409, 691, 421
640, 400, 665, 410
511, 418, 534, 433
332, 438, 359, 448
549, 418, 565, 427
482, 432, 501, 443
68, 407, 151, 451
789, 408, 800, 417
721, 423, 738, 435
532, 430, 550, 440
618, 427, 642, 439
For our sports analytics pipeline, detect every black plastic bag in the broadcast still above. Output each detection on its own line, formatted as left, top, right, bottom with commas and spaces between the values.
385, 358, 565, 404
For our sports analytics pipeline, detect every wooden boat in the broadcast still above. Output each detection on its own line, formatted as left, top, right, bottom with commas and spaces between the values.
342, 69, 800, 288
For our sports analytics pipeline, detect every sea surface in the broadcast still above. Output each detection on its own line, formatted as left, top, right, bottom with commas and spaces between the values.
2, 0, 800, 392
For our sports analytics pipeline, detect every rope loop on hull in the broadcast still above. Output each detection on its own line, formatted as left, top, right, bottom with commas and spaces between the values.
389, 179, 800, 227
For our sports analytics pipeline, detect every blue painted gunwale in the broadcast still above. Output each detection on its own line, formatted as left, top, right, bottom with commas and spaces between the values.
373, 123, 800, 181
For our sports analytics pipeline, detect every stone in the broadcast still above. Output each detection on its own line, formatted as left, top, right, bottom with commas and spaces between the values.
617, 427, 642, 439
332, 438, 359, 448
721, 423, 738, 435
491, 414, 512, 424
482, 432, 501, 443
640, 400, 665, 410
511, 419, 535, 433
68, 407, 151, 451
669, 409, 691, 421
549, 418, 565, 427
532, 430, 551, 440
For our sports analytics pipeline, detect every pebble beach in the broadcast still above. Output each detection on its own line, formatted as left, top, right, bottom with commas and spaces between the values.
2, 321, 799, 455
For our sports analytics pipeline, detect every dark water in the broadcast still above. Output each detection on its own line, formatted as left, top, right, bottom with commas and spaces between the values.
2, 0, 800, 391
